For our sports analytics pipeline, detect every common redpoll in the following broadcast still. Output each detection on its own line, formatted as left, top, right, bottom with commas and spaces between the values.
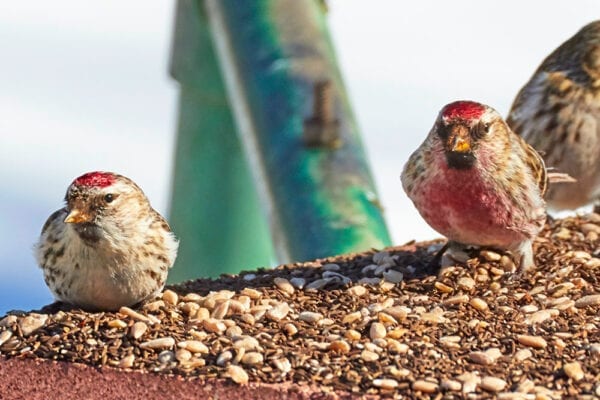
36, 172, 179, 311
402, 101, 549, 271
507, 20, 600, 211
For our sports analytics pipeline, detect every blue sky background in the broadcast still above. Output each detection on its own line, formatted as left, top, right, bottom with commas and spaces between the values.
1, 1, 598, 314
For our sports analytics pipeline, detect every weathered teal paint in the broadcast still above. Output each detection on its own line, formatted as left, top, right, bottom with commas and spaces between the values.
168, 0, 275, 281
205, 0, 391, 263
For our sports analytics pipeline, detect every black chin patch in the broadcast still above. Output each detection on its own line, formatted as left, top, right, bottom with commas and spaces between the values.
446, 151, 475, 169
73, 223, 103, 244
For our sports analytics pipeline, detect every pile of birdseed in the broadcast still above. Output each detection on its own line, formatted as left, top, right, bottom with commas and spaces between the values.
1, 214, 599, 399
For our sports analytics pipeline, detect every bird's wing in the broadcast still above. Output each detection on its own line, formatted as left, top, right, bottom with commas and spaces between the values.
547, 171, 577, 183
41, 208, 67, 235
523, 142, 548, 197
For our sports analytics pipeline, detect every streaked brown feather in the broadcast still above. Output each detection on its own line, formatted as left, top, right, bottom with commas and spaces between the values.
41, 209, 65, 235
523, 141, 548, 196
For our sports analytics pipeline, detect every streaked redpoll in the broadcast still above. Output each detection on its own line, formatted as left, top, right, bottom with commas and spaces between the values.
508, 20, 600, 211
401, 101, 549, 271
36, 172, 179, 311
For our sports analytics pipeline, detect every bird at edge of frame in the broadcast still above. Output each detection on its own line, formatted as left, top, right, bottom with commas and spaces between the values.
35, 171, 179, 311
508, 20, 600, 213
401, 100, 574, 274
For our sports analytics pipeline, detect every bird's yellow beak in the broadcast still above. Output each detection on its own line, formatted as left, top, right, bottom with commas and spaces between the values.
64, 209, 91, 224
451, 136, 471, 153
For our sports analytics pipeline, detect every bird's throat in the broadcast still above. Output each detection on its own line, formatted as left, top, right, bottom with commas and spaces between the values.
72, 223, 103, 244
446, 151, 475, 169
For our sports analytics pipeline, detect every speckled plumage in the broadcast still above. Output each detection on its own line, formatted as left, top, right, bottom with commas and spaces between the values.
508, 21, 600, 210
36, 172, 178, 311
402, 101, 548, 271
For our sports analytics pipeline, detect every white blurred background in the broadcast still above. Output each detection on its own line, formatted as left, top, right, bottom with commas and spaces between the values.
1, 1, 598, 314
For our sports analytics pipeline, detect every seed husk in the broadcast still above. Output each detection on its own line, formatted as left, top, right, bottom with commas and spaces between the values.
563, 361, 584, 381
412, 380, 438, 393
273, 277, 295, 295
369, 322, 387, 340
139, 337, 175, 350
129, 321, 148, 339
575, 294, 600, 308
227, 365, 249, 385
480, 376, 507, 392
162, 290, 179, 306
517, 335, 547, 349
299, 311, 323, 323
372, 378, 398, 389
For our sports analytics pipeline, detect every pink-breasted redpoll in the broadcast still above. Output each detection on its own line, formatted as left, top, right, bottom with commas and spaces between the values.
508, 20, 600, 211
36, 172, 179, 310
402, 101, 550, 271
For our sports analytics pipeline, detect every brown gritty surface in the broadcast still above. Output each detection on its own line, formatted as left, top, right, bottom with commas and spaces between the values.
0, 357, 347, 400
0, 214, 599, 399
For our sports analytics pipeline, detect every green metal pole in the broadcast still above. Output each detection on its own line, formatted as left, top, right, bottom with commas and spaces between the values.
168, 0, 275, 281
205, 0, 391, 263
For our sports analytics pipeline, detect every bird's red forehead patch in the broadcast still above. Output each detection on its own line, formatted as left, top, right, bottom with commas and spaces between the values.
73, 172, 115, 188
442, 101, 486, 121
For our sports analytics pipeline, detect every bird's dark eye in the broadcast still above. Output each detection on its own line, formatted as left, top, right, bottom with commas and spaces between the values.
104, 194, 114, 203
474, 122, 491, 138
437, 124, 450, 139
